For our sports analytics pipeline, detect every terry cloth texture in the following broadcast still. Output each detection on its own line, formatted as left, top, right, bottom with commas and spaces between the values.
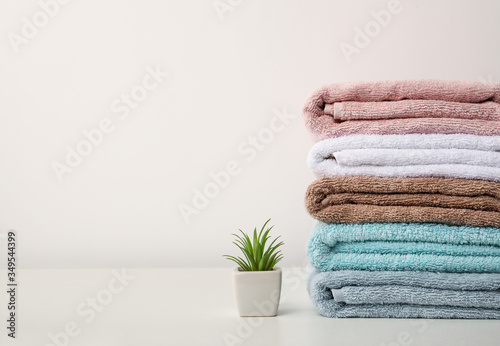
308, 134, 500, 182
305, 176, 500, 227
307, 268, 500, 319
302, 80, 500, 141
306, 221, 500, 273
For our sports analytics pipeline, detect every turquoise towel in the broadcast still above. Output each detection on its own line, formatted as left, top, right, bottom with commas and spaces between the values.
307, 267, 500, 319
307, 222, 500, 272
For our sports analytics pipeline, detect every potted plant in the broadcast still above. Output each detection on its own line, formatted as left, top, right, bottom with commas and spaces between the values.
223, 219, 284, 317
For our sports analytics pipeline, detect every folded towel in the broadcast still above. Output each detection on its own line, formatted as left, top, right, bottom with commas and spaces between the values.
307, 268, 500, 318
325, 100, 500, 121
305, 177, 500, 227
303, 80, 500, 141
308, 134, 500, 182
307, 222, 500, 272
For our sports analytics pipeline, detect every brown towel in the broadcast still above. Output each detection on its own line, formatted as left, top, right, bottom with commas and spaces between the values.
305, 177, 500, 227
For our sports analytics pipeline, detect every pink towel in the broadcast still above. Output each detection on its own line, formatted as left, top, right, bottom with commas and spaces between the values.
303, 80, 500, 141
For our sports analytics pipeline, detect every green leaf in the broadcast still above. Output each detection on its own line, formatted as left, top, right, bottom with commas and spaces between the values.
223, 219, 284, 271
259, 224, 273, 260
257, 256, 266, 271
223, 255, 250, 271
253, 227, 259, 262
262, 237, 283, 259
233, 242, 256, 270
240, 231, 254, 256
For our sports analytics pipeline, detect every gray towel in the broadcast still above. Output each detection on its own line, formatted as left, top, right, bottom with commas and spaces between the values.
307, 267, 500, 319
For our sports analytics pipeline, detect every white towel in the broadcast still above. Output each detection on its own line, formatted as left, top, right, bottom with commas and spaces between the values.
308, 134, 500, 182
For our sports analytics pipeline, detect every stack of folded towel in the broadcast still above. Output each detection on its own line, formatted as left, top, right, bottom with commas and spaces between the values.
302, 80, 500, 319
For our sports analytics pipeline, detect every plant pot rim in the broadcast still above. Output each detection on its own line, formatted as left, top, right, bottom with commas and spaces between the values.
232, 267, 282, 274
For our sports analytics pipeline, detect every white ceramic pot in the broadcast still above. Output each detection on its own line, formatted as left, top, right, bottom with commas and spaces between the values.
232, 267, 282, 317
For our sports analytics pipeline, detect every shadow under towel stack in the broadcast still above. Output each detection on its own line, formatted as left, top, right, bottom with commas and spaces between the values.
302, 80, 500, 319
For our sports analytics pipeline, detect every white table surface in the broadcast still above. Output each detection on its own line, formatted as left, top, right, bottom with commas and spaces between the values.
0, 267, 499, 346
